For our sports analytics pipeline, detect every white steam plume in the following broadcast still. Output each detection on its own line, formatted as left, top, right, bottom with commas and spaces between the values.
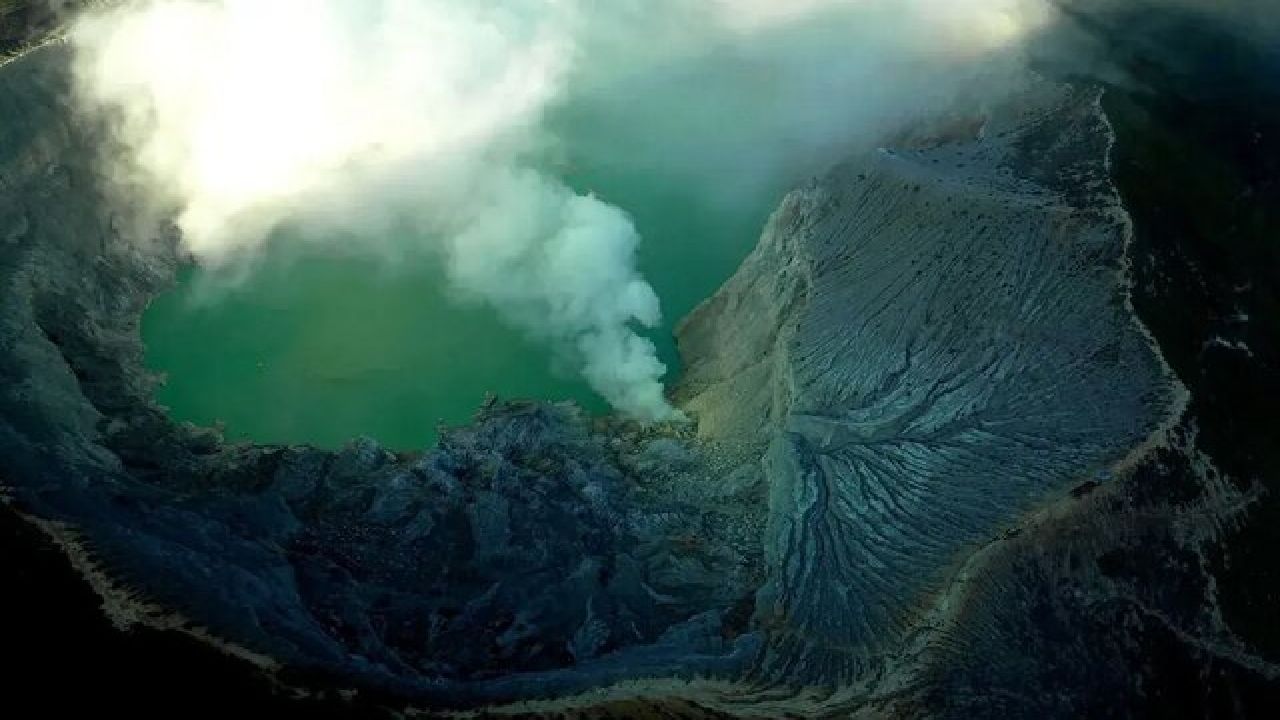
68, 0, 1048, 422
70, 0, 682, 420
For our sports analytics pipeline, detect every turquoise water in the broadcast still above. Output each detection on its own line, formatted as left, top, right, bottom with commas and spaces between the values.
142, 126, 781, 449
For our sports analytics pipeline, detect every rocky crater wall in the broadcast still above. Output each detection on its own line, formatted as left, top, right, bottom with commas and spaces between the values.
0, 42, 1221, 717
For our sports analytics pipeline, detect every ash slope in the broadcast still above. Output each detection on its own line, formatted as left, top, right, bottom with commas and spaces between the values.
0, 35, 1263, 717
675, 78, 1182, 691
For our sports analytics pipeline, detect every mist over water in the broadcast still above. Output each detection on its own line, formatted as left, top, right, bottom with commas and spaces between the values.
143, 139, 774, 448
91, 0, 1052, 447
144, 247, 613, 449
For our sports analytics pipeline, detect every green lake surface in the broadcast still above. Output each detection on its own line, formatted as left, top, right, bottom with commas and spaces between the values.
142, 126, 783, 449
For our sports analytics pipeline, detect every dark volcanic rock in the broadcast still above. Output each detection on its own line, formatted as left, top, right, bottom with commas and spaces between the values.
3, 5, 1279, 717
0, 46, 761, 707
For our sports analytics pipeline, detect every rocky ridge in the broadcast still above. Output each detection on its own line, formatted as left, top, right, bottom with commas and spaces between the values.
1, 28, 1274, 718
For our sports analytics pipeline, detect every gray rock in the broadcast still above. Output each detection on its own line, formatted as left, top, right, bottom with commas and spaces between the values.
0, 41, 1217, 715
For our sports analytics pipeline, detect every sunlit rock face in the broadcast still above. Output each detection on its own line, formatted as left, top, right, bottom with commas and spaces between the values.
0, 42, 1187, 714
677, 79, 1181, 685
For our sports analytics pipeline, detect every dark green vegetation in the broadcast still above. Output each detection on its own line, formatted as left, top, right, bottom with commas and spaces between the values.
0, 0, 77, 58
1098, 5, 1280, 673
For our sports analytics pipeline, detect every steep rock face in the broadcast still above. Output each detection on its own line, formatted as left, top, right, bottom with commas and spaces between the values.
676, 80, 1182, 687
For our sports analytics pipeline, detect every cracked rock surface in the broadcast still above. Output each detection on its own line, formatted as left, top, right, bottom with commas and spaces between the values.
2, 17, 1278, 716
